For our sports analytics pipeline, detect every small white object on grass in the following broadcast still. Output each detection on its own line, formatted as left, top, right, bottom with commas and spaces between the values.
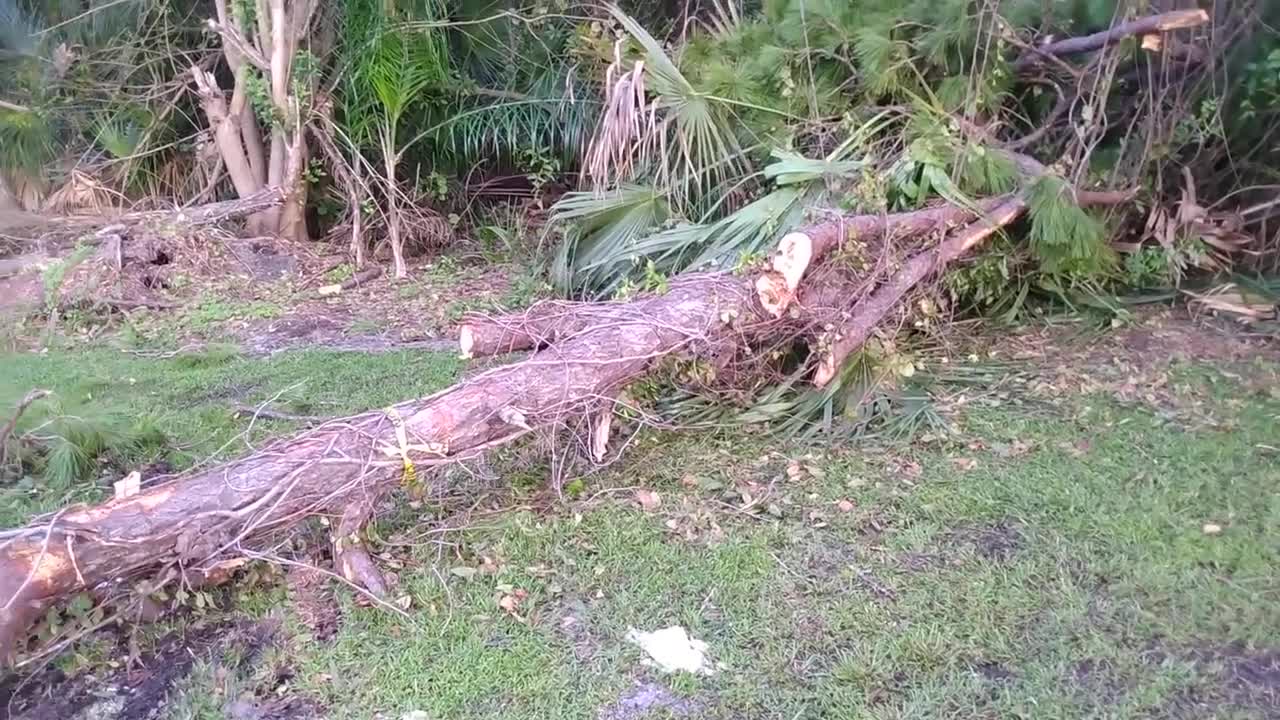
625, 625, 721, 675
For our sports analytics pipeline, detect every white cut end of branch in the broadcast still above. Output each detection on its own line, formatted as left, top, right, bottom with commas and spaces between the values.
813, 354, 838, 388
757, 232, 813, 317
590, 409, 612, 463
458, 326, 474, 359
774, 232, 813, 289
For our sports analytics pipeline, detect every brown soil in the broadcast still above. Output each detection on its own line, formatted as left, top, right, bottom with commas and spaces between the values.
0, 619, 316, 720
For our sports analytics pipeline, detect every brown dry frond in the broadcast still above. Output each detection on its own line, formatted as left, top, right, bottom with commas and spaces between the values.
583, 42, 653, 193
43, 171, 122, 215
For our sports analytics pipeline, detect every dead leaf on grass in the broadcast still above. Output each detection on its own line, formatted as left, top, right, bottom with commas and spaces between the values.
497, 587, 529, 621
635, 489, 662, 511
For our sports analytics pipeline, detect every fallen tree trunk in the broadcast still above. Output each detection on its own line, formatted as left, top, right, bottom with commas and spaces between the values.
0, 186, 1127, 665
0, 272, 772, 663
0, 186, 286, 242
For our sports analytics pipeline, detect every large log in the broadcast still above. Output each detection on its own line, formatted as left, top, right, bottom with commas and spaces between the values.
0, 273, 772, 663
0, 186, 1127, 664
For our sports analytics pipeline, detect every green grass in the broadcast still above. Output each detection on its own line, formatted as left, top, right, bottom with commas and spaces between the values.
268, 361, 1279, 720
4, 345, 1277, 720
0, 346, 460, 526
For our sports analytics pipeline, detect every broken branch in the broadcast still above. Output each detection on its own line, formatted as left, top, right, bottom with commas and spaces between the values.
1013, 9, 1210, 73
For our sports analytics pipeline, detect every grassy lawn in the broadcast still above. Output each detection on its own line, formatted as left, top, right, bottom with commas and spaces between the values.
2, 343, 1278, 719
0, 346, 460, 527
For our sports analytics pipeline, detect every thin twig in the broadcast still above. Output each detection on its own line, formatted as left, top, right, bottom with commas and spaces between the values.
0, 390, 50, 469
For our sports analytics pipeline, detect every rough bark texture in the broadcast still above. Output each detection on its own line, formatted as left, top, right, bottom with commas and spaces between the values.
0, 273, 768, 664
0, 185, 1137, 664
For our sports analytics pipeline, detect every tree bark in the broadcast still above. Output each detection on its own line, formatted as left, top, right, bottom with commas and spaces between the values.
1012, 9, 1210, 73
0, 271, 769, 664
0, 184, 1136, 665
192, 0, 316, 240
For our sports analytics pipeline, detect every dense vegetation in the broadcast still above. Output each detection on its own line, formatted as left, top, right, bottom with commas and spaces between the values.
3, 1, 1276, 284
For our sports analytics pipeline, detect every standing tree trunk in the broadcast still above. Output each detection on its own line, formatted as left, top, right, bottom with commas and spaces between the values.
0, 173, 18, 211
193, 0, 318, 240
380, 127, 407, 279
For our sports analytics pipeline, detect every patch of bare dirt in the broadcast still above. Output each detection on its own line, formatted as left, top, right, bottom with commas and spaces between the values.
950, 521, 1023, 562
1162, 643, 1280, 718
238, 313, 455, 357
285, 564, 341, 643
597, 681, 699, 720
972, 307, 1280, 426
0, 618, 317, 720
0, 255, 50, 320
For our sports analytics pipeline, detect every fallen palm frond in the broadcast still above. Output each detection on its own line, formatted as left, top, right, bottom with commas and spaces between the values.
1184, 282, 1278, 323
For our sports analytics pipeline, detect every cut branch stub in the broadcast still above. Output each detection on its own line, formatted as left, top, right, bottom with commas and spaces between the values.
756, 231, 814, 317
1012, 9, 1210, 73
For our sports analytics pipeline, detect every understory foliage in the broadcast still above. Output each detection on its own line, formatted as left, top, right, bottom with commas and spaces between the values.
3, 0, 1274, 282
551, 0, 1278, 301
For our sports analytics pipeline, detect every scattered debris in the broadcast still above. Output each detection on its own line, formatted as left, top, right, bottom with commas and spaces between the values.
624, 626, 721, 675
634, 489, 662, 511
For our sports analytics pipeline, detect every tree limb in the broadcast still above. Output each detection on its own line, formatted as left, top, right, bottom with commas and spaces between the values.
1013, 9, 1210, 73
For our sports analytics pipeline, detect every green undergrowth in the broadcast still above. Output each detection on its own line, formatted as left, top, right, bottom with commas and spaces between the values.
0, 346, 460, 527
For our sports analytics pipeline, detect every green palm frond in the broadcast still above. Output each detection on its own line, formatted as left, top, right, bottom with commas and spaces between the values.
0, 107, 55, 173
687, 185, 813, 269
763, 148, 865, 186
551, 186, 671, 294
93, 111, 144, 160
368, 27, 449, 124
591, 5, 748, 211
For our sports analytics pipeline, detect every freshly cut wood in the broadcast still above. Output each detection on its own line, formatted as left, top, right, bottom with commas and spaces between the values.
1013, 9, 1210, 73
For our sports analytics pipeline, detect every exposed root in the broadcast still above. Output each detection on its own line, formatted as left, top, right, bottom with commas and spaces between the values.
589, 405, 614, 463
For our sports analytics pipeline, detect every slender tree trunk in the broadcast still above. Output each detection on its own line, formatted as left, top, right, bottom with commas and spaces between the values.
194, 0, 316, 240
382, 129, 407, 278
351, 160, 365, 267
